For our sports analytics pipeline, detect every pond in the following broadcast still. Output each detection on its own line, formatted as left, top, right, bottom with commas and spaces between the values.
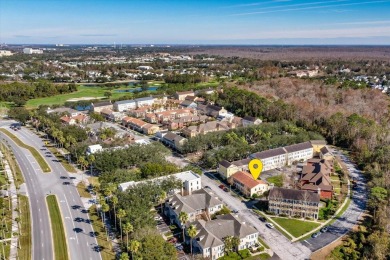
115, 86, 159, 93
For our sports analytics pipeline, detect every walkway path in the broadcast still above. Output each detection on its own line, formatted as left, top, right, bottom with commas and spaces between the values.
1, 151, 20, 260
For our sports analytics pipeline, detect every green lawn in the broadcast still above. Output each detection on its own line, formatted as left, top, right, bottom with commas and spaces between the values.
271, 217, 321, 238
89, 205, 116, 260
46, 195, 69, 260
0, 129, 51, 173
0, 142, 25, 188
76, 182, 92, 198
46, 146, 77, 173
266, 175, 283, 187
26, 85, 133, 108
18, 195, 31, 260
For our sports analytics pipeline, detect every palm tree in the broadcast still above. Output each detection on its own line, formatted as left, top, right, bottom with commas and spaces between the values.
179, 211, 189, 242
87, 154, 95, 175
101, 203, 110, 241
111, 195, 118, 228
187, 224, 197, 256
119, 252, 129, 260
231, 236, 240, 253
223, 236, 233, 254
117, 208, 127, 239
123, 222, 133, 249
78, 156, 87, 171
158, 190, 167, 213
129, 240, 140, 260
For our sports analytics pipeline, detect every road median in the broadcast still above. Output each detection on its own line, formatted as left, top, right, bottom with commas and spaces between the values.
46, 195, 69, 260
0, 128, 51, 173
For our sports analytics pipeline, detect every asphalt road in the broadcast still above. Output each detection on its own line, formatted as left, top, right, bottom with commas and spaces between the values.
0, 122, 103, 260
201, 174, 312, 260
0, 133, 53, 260
303, 149, 367, 251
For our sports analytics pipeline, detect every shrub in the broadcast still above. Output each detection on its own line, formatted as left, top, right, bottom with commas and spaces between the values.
279, 213, 288, 217
257, 246, 265, 252
238, 249, 251, 258
293, 214, 301, 218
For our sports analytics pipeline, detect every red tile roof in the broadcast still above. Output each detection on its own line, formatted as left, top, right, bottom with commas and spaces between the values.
231, 171, 267, 189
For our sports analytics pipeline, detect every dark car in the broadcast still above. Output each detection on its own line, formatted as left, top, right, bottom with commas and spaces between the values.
259, 216, 266, 222
311, 232, 321, 238
63, 181, 70, 185
60, 176, 67, 179
223, 187, 229, 192
320, 226, 329, 233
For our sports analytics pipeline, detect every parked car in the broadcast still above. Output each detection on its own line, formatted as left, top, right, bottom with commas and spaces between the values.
219, 184, 225, 190
204, 185, 211, 189
320, 226, 329, 233
223, 187, 229, 192
232, 209, 239, 214
265, 223, 274, 229
311, 232, 321, 238
259, 216, 266, 222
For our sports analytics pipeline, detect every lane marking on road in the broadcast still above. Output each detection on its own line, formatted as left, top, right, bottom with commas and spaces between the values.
304, 240, 312, 245
42, 243, 43, 247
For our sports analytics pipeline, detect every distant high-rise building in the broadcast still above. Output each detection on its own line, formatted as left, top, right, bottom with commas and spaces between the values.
23, 48, 43, 54
0, 50, 13, 57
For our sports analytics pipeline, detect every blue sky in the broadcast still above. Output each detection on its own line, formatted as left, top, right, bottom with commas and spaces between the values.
1, 0, 390, 44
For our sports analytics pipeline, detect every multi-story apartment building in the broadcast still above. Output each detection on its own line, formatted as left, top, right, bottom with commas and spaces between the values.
164, 189, 223, 226
268, 187, 320, 219
229, 171, 268, 197
284, 142, 314, 165
192, 214, 259, 260
250, 147, 287, 172
218, 159, 251, 179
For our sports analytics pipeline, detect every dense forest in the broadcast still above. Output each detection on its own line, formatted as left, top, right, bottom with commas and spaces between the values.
0, 80, 77, 106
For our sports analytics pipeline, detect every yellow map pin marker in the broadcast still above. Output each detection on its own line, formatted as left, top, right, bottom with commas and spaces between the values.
249, 159, 263, 180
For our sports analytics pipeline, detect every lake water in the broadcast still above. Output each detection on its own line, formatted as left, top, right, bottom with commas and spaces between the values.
115, 86, 159, 93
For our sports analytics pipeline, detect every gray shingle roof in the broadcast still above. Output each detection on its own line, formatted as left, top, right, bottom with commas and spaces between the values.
168, 189, 223, 216
284, 141, 313, 153
251, 147, 287, 159
269, 187, 320, 203
193, 214, 258, 249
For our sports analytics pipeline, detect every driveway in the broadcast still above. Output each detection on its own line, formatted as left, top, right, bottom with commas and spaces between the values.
201, 174, 312, 260
304, 149, 367, 252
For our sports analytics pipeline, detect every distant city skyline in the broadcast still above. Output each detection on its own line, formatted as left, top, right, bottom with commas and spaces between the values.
1, 0, 390, 45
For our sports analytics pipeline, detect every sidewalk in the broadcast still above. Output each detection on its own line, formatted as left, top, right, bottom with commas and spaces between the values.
1, 151, 19, 260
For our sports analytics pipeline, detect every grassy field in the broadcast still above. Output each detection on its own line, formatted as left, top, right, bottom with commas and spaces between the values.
89, 205, 115, 260
0, 129, 51, 173
266, 175, 283, 187
26, 85, 133, 108
76, 182, 92, 198
271, 217, 321, 238
46, 145, 77, 173
18, 195, 31, 260
46, 195, 69, 260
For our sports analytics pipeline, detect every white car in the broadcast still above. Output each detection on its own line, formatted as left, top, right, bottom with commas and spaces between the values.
266, 223, 274, 229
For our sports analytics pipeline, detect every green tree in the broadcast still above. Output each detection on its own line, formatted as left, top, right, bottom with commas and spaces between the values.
128, 240, 140, 260
179, 211, 189, 242
111, 195, 118, 229
123, 222, 134, 249
368, 187, 387, 219
117, 208, 127, 239
187, 224, 197, 256
119, 252, 129, 260
104, 91, 112, 99
231, 236, 240, 253
223, 236, 233, 254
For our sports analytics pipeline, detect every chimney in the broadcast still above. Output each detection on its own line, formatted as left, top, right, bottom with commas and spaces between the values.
317, 187, 321, 194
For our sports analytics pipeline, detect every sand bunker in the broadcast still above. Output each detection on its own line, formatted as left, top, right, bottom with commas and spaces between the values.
66, 97, 104, 102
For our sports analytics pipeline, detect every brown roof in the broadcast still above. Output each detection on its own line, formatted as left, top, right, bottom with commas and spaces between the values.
269, 187, 320, 203
232, 158, 251, 167
60, 115, 72, 123
231, 171, 267, 189
219, 160, 233, 168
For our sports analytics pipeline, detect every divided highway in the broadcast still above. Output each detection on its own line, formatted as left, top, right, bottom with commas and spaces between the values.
0, 121, 102, 260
